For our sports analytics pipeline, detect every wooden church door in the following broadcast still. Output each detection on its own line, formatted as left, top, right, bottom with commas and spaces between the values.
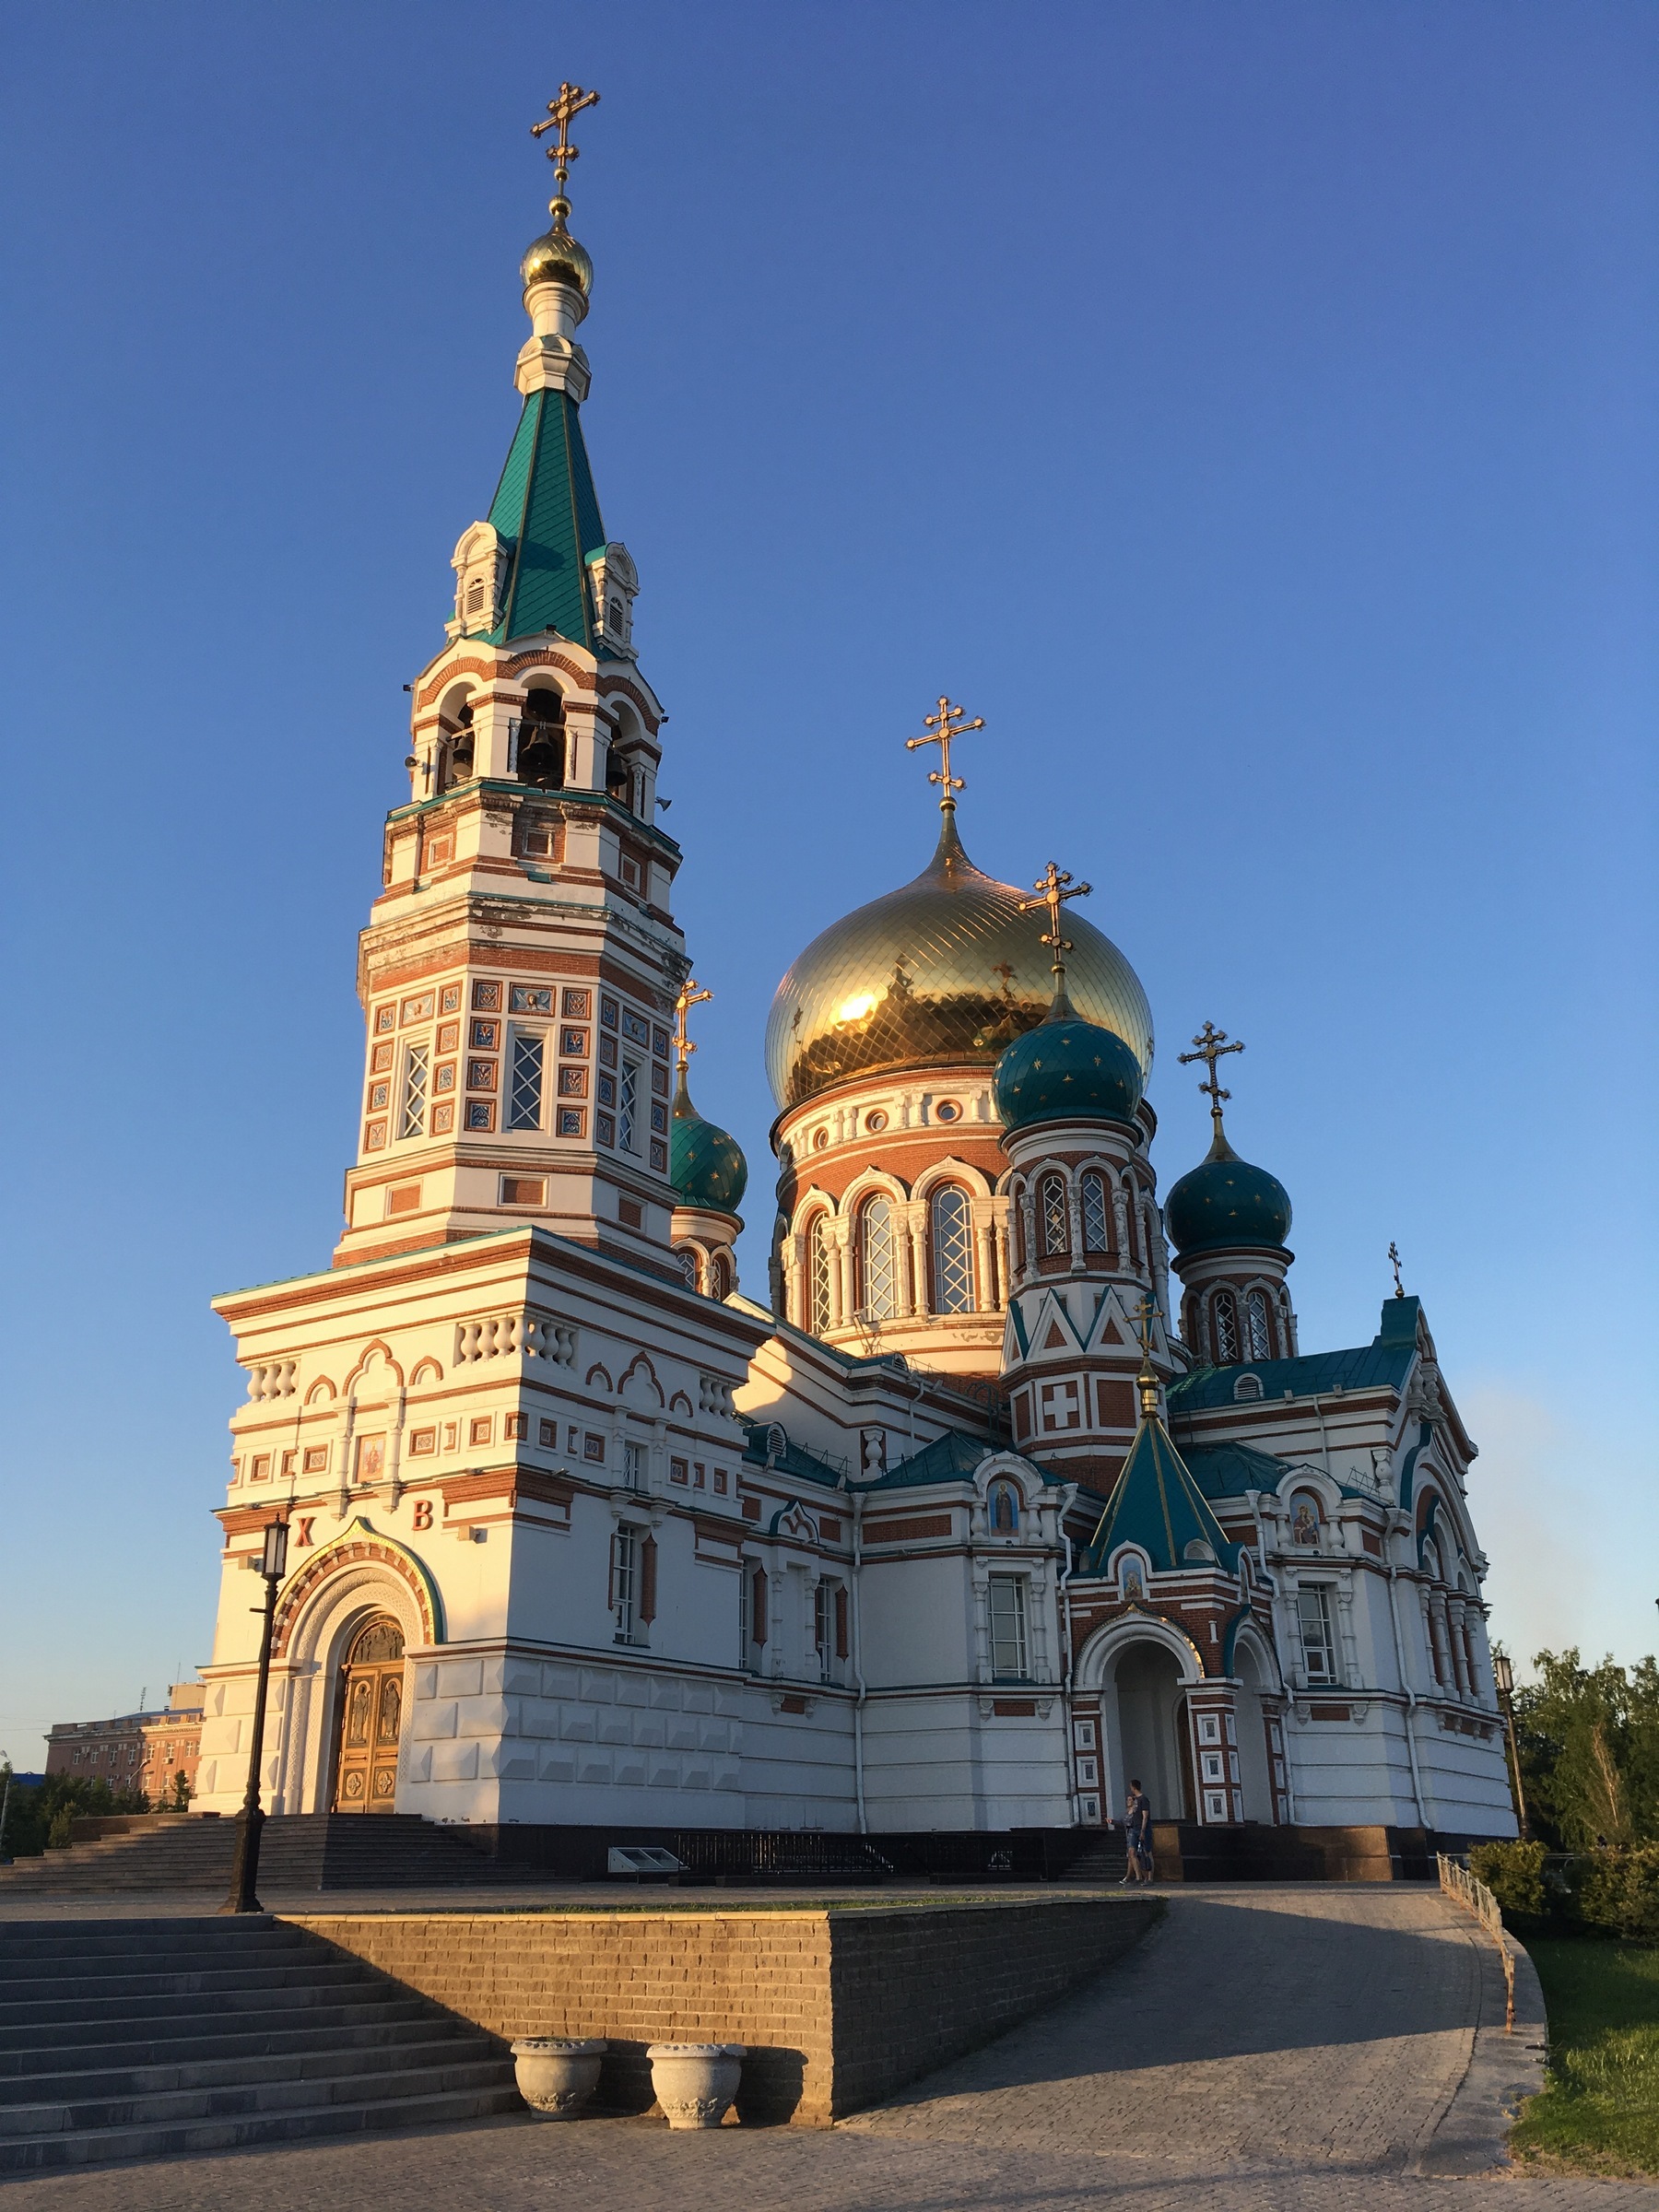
333, 1616, 406, 1813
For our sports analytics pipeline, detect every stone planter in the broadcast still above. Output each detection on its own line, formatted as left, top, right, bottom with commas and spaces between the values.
646, 2041, 747, 2129
510, 2037, 607, 2118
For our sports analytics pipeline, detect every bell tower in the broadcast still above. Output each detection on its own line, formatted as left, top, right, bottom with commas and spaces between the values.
336, 86, 687, 1274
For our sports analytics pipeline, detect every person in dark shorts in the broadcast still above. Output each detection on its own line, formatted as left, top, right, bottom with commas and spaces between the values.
1122, 1778, 1154, 1883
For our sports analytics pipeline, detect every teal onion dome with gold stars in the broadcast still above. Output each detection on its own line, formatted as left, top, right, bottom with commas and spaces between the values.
670, 1072, 748, 1214
1164, 1128, 1291, 1255
993, 998, 1146, 1133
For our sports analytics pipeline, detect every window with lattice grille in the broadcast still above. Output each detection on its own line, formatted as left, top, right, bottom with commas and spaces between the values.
507, 1032, 544, 1131
1041, 1173, 1069, 1256
860, 1197, 899, 1320
1081, 1171, 1110, 1253
931, 1186, 974, 1313
619, 1060, 639, 1151
988, 1574, 1029, 1680
809, 1217, 833, 1332
1214, 1291, 1240, 1363
1247, 1289, 1272, 1359
398, 1043, 429, 1140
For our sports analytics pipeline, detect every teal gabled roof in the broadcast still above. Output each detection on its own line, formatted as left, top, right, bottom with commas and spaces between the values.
482, 388, 606, 647
1085, 1418, 1238, 1575
1182, 1441, 1293, 1501
739, 1424, 845, 1490
1166, 1296, 1422, 1416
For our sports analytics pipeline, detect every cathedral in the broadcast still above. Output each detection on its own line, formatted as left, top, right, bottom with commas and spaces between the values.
195, 92, 1516, 1863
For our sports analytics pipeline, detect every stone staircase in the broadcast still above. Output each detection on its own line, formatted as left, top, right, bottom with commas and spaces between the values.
1056, 1834, 1132, 1883
0, 1814, 534, 1899
0, 1915, 522, 2171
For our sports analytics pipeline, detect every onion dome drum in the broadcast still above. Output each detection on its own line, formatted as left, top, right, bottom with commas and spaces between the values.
765, 818, 1154, 1111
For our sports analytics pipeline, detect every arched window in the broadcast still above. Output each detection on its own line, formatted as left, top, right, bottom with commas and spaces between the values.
858, 1196, 900, 1321
807, 1215, 833, 1334
1080, 1171, 1110, 1253
443, 703, 475, 790
711, 1251, 732, 1300
1246, 1288, 1272, 1360
517, 688, 566, 788
930, 1185, 974, 1313
1040, 1172, 1069, 1257
1213, 1289, 1240, 1363
989, 1481, 1019, 1533
674, 1245, 698, 1291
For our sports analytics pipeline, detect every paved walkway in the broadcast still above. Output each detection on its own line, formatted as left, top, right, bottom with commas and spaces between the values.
6, 1886, 1654, 2210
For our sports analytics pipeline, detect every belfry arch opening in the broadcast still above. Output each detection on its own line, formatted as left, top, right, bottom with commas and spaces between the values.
517, 684, 566, 789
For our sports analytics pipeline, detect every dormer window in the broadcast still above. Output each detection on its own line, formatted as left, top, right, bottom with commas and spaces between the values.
1233, 1372, 1264, 1402
586, 541, 639, 654
448, 522, 508, 640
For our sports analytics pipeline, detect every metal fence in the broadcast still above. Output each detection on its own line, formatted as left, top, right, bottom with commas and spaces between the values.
1437, 1852, 1514, 2031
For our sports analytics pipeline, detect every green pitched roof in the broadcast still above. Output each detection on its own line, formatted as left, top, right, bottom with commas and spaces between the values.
1182, 1440, 1293, 1501
484, 388, 606, 647
1085, 1418, 1237, 1575
1165, 1297, 1422, 1417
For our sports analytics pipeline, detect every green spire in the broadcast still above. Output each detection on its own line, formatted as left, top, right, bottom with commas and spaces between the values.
483, 388, 607, 648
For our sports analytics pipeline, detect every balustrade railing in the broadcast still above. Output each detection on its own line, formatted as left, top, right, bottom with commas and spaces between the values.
1438, 1852, 1514, 2031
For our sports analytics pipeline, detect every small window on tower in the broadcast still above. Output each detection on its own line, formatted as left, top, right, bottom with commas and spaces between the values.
1213, 1290, 1240, 1364
399, 1044, 429, 1140
507, 1033, 544, 1131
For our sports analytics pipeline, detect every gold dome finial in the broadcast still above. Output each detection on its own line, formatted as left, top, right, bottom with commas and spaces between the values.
531, 80, 600, 230
1178, 1019, 1245, 1147
1017, 860, 1092, 1000
1135, 1295, 1161, 1423
905, 695, 984, 817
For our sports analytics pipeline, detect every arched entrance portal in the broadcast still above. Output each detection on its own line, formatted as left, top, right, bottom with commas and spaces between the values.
332, 1616, 406, 1813
1105, 1641, 1194, 1821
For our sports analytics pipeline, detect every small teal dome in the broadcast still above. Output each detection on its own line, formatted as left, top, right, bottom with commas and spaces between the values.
670, 1075, 747, 1214
993, 1002, 1145, 1133
1165, 1130, 1291, 1255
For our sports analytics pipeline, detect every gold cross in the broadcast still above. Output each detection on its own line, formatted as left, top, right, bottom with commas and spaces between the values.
674, 979, 712, 1073
1388, 1241, 1405, 1299
1178, 1020, 1245, 1137
531, 82, 601, 215
905, 696, 984, 813
1017, 861, 1092, 983
1135, 1294, 1160, 1422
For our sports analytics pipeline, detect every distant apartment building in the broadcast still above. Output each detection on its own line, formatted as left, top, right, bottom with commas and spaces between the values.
45, 1686, 205, 1804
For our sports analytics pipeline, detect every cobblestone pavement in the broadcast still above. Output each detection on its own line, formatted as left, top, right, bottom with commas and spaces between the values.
7, 1887, 1655, 2210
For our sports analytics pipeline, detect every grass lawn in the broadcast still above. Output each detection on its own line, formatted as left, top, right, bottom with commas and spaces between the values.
1512, 1936, 1659, 2176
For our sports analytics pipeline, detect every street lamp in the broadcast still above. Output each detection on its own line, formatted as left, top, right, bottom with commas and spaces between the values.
1491, 1651, 1530, 1841
223, 1517, 288, 1914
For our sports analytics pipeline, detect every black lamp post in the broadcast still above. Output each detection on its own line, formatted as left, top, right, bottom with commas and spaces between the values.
1492, 1651, 1530, 1841
223, 1517, 288, 1914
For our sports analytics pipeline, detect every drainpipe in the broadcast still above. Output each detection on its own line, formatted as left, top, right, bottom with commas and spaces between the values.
849, 1481, 868, 1836
1386, 1555, 1430, 1832
1309, 1391, 1333, 1477
1059, 1515, 1078, 1828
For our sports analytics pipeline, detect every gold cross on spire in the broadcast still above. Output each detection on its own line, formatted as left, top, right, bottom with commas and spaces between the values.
673, 978, 712, 1074
1388, 1241, 1406, 1299
531, 82, 600, 222
1017, 861, 1092, 985
1178, 1020, 1245, 1139
905, 696, 984, 814
1135, 1293, 1161, 1422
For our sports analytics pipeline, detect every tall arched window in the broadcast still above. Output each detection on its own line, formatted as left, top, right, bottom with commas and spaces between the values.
858, 1196, 900, 1321
711, 1251, 732, 1300
1246, 1289, 1272, 1360
1213, 1289, 1240, 1363
1040, 1173, 1069, 1257
675, 1245, 699, 1291
930, 1185, 975, 1313
1080, 1171, 1110, 1253
807, 1215, 833, 1334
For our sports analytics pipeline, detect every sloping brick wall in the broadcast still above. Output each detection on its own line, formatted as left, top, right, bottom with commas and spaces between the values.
287, 1897, 1156, 2124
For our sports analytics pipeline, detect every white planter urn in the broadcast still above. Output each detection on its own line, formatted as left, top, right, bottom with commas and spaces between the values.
510, 2037, 607, 2119
646, 2042, 747, 2129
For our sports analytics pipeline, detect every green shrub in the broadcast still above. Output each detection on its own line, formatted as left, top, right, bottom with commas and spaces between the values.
46, 1808, 74, 1849
1578, 1846, 1659, 1945
1471, 1839, 1547, 1918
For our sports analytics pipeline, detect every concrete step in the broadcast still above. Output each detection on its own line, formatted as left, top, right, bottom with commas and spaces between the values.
0, 1959, 377, 2007
0, 2053, 514, 2138
0, 1813, 519, 1900
0, 2081, 524, 2172
0, 1975, 400, 2034
0, 1996, 450, 2073
5, 2029, 497, 2111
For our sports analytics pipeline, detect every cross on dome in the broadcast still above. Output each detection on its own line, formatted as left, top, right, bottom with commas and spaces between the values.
1018, 861, 1092, 990
1389, 1241, 1406, 1298
531, 81, 600, 226
905, 696, 984, 815
674, 979, 713, 1075
1179, 1019, 1245, 1141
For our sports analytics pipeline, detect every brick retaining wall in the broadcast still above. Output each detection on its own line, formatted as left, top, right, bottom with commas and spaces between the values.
287, 1897, 1157, 2124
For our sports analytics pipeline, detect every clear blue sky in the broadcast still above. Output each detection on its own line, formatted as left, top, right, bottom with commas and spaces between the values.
1, 4, 1653, 1764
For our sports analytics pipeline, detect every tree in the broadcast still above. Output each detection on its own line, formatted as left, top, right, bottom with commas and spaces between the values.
1514, 1650, 1659, 1851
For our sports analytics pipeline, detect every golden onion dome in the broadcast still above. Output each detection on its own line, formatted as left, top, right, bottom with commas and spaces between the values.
765, 816, 1155, 1112
521, 221, 593, 300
